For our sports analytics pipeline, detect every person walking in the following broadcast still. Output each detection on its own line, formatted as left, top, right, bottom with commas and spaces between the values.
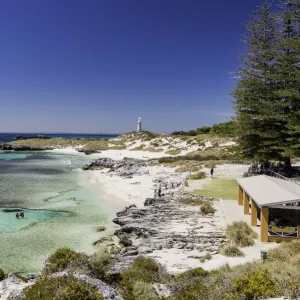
210, 167, 214, 178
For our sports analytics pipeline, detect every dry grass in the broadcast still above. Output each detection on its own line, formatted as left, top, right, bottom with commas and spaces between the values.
189, 172, 206, 180
221, 244, 244, 257
226, 221, 258, 247
165, 149, 181, 155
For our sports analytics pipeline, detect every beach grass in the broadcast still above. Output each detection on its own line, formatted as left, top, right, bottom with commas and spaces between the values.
193, 178, 238, 199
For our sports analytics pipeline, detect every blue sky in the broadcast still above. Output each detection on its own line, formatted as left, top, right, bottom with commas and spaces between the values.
0, 0, 262, 133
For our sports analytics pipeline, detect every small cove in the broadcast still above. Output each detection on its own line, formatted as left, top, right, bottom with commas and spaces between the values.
0, 151, 121, 274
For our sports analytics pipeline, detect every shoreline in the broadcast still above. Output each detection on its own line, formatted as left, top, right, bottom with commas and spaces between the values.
49, 147, 279, 274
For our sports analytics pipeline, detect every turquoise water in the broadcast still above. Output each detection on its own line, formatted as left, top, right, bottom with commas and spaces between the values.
0, 152, 121, 274
0, 208, 68, 233
0, 153, 33, 160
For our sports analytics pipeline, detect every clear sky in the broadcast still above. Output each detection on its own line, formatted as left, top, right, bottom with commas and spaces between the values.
0, 0, 262, 133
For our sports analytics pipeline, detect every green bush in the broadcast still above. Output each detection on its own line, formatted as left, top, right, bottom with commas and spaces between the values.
132, 281, 159, 300
121, 257, 162, 293
233, 269, 277, 299
221, 245, 244, 257
200, 202, 216, 215
173, 277, 209, 300
90, 251, 112, 281
45, 248, 89, 274
176, 267, 209, 280
268, 240, 300, 263
189, 172, 206, 180
24, 276, 103, 300
226, 222, 258, 247
0, 269, 5, 281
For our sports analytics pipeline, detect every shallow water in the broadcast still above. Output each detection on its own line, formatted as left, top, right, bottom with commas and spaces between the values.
0, 152, 121, 274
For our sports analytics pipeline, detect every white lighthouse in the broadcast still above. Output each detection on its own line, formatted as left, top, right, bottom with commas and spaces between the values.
137, 117, 142, 133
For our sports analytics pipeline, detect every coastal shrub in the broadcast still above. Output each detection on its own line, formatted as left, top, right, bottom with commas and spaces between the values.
132, 281, 159, 300
172, 277, 209, 300
90, 251, 112, 282
189, 172, 206, 180
0, 269, 5, 281
233, 269, 277, 299
181, 198, 204, 206
121, 257, 162, 293
221, 245, 244, 257
204, 161, 217, 168
176, 267, 209, 280
184, 180, 189, 187
24, 276, 103, 300
46, 248, 89, 274
268, 240, 300, 262
200, 202, 216, 215
226, 222, 258, 247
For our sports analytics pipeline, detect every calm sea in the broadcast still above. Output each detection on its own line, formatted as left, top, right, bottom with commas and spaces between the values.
0, 133, 119, 143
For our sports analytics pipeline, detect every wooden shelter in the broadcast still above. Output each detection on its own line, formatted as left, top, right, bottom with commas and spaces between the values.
237, 175, 300, 242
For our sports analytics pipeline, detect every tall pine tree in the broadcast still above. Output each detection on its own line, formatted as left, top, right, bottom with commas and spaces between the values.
274, 0, 300, 164
233, 1, 281, 162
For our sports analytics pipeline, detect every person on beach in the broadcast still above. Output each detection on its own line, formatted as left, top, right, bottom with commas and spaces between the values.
210, 168, 214, 178
158, 184, 162, 197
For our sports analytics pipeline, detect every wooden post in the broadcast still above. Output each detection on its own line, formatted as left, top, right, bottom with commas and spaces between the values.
260, 207, 269, 242
238, 185, 243, 205
251, 200, 258, 226
244, 192, 250, 215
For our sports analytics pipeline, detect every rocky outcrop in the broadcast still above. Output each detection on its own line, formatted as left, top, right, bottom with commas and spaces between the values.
0, 143, 52, 151
109, 191, 227, 275
82, 157, 151, 177
0, 274, 33, 300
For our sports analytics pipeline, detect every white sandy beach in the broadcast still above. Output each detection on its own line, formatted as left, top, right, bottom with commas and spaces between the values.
50, 147, 280, 274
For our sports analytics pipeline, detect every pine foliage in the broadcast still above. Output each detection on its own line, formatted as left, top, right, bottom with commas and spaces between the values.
233, 0, 300, 163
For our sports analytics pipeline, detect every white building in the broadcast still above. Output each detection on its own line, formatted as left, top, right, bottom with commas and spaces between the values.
137, 117, 142, 132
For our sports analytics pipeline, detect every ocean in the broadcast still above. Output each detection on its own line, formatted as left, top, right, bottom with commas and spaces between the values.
0, 151, 122, 274
0, 133, 119, 143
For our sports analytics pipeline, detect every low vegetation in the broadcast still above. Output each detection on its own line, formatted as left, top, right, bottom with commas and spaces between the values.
189, 171, 206, 180
45, 248, 90, 274
165, 149, 181, 155
175, 165, 200, 173
226, 222, 258, 247
90, 251, 112, 282
132, 281, 160, 300
181, 198, 204, 206
2, 241, 299, 299
121, 256, 162, 298
220, 244, 244, 257
200, 202, 216, 215
24, 276, 104, 300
